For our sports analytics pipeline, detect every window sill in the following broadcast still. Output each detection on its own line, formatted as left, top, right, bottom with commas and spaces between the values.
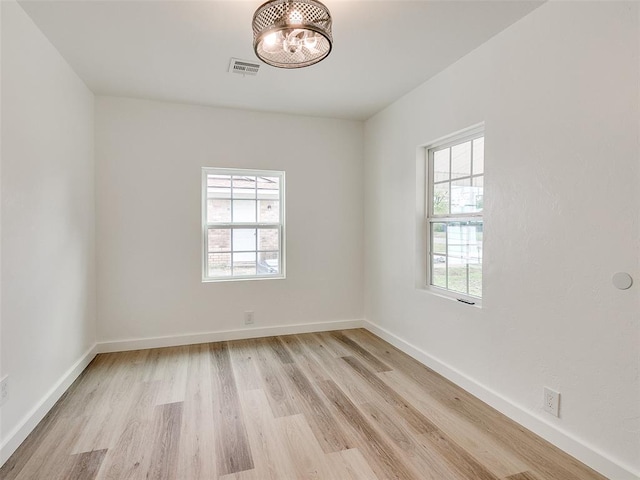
202, 274, 286, 283
420, 286, 482, 309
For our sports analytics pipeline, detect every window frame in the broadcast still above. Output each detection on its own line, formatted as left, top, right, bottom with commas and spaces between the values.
201, 167, 286, 282
425, 126, 484, 303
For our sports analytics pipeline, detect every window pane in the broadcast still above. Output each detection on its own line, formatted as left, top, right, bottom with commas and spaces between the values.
207, 175, 231, 223
257, 176, 280, 200
208, 228, 231, 253
233, 252, 256, 276
447, 223, 465, 260
208, 175, 231, 189
207, 199, 231, 223
258, 200, 279, 222
474, 222, 483, 252
447, 222, 482, 262
233, 200, 256, 223
431, 223, 446, 255
451, 178, 474, 214
233, 228, 256, 252
233, 188, 255, 201
445, 221, 483, 297
433, 149, 450, 183
471, 176, 484, 212
451, 141, 471, 179
431, 255, 447, 288
473, 137, 484, 175
232, 176, 256, 190
208, 185, 231, 200
258, 228, 279, 251
433, 183, 450, 215
258, 251, 279, 275
233, 176, 256, 200
447, 264, 468, 295
208, 253, 231, 277
469, 264, 482, 298
469, 221, 483, 264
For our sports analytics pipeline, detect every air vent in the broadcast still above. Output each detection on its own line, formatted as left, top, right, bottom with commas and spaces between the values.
229, 58, 260, 77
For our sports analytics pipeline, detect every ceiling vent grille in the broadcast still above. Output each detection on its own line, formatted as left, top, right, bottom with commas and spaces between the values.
229, 58, 260, 76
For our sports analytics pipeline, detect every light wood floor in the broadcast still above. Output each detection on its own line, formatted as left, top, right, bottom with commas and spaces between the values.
1, 329, 606, 480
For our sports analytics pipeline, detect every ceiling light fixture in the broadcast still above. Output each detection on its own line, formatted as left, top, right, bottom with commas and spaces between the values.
252, 0, 333, 69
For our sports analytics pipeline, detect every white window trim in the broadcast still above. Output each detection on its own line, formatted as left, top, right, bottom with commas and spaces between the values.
201, 167, 286, 282
425, 125, 484, 305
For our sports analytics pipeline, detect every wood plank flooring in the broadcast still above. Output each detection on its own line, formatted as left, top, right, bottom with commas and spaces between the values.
0, 329, 607, 480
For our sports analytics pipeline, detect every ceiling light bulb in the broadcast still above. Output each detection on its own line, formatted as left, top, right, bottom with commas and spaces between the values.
264, 32, 278, 46
283, 29, 304, 54
261, 31, 282, 53
303, 32, 318, 50
288, 9, 303, 24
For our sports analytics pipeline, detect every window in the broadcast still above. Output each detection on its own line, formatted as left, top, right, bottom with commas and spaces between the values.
427, 128, 484, 300
202, 168, 285, 281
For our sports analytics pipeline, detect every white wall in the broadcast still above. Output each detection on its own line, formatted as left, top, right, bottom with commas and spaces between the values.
364, 2, 639, 479
0, 0, 96, 461
95, 97, 363, 344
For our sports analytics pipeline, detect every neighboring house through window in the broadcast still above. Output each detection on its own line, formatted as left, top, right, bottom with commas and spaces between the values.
202, 168, 285, 281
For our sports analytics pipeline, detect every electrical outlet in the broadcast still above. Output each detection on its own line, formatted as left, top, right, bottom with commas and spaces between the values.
244, 311, 254, 325
0, 376, 9, 407
543, 387, 560, 417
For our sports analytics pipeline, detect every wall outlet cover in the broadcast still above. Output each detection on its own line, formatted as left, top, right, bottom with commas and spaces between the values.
543, 387, 560, 417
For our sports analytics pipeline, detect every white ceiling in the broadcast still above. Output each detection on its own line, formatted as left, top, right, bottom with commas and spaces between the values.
19, 0, 543, 120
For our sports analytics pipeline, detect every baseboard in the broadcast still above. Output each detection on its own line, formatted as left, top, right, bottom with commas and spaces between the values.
8, 320, 633, 479
97, 319, 365, 353
363, 320, 640, 480
0, 343, 98, 466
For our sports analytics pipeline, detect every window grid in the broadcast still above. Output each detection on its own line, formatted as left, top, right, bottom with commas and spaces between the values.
202, 168, 285, 281
206, 226, 281, 277
427, 129, 484, 300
